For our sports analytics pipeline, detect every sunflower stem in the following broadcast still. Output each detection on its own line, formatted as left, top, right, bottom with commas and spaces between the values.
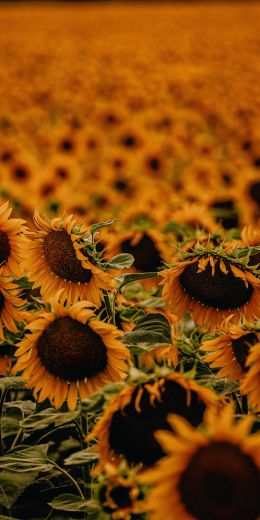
47, 458, 85, 499
103, 291, 115, 325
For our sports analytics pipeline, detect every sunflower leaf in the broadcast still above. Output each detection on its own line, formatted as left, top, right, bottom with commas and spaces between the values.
0, 444, 51, 473
64, 448, 99, 466
49, 494, 99, 513
19, 407, 79, 430
0, 471, 38, 509
0, 377, 25, 391
105, 253, 134, 269
123, 312, 172, 345
90, 220, 116, 235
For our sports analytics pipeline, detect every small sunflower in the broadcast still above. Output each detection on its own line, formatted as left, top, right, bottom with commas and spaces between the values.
240, 341, 260, 412
0, 201, 26, 276
200, 319, 259, 381
98, 463, 145, 520
0, 274, 27, 339
23, 210, 113, 305
13, 299, 131, 411
88, 372, 217, 470
141, 405, 260, 520
160, 249, 260, 330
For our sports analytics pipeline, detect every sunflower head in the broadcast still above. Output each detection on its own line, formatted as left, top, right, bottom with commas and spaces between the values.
88, 372, 217, 470
141, 405, 260, 520
14, 298, 131, 410
23, 210, 114, 305
161, 242, 260, 330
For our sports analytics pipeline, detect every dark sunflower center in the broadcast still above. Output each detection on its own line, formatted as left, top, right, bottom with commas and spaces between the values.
178, 441, 260, 520
179, 259, 253, 310
148, 157, 161, 171
231, 333, 258, 370
43, 229, 92, 283
109, 486, 132, 508
249, 181, 260, 206
121, 234, 162, 272
0, 231, 10, 265
210, 200, 239, 229
109, 380, 206, 466
36, 316, 107, 381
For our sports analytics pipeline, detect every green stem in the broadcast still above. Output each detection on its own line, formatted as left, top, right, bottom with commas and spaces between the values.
103, 291, 115, 325
47, 459, 84, 499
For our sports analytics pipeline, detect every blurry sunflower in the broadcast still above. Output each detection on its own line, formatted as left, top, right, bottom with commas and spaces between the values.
0, 274, 27, 339
160, 247, 260, 330
238, 169, 260, 223
240, 341, 260, 412
0, 201, 26, 276
88, 372, 217, 470
140, 343, 179, 370
14, 299, 130, 411
207, 193, 241, 230
97, 463, 145, 520
141, 405, 260, 520
107, 228, 170, 275
170, 202, 222, 235
23, 210, 113, 305
200, 319, 259, 381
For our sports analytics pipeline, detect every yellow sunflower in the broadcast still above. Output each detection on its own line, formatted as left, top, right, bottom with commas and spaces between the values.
240, 341, 260, 412
98, 463, 145, 520
23, 210, 113, 305
0, 201, 26, 276
0, 274, 27, 339
201, 319, 259, 381
13, 299, 131, 411
88, 372, 217, 471
160, 250, 260, 330
141, 405, 260, 520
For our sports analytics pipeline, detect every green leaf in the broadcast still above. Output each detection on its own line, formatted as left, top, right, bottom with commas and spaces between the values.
105, 253, 134, 270
90, 220, 116, 235
20, 407, 79, 431
123, 312, 172, 346
49, 494, 99, 513
13, 276, 33, 290
116, 272, 158, 291
0, 377, 25, 391
0, 444, 51, 473
64, 448, 99, 466
0, 471, 38, 508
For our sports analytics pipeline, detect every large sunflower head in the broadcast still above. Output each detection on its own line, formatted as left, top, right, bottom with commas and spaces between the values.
22, 210, 114, 305
160, 243, 260, 330
200, 319, 260, 382
141, 405, 260, 520
13, 299, 131, 411
0, 201, 27, 276
88, 372, 217, 471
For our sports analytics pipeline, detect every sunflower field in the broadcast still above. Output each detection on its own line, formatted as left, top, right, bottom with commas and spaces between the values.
0, 2, 259, 520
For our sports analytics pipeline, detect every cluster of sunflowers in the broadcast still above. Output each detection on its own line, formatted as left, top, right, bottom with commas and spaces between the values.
0, 3, 260, 520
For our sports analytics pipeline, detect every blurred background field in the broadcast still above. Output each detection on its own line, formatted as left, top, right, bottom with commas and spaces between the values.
0, 2, 259, 226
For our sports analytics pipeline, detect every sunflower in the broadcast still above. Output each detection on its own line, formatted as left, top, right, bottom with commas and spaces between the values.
23, 210, 113, 305
141, 405, 260, 520
240, 341, 260, 412
160, 249, 260, 330
88, 372, 217, 471
13, 299, 131, 411
140, 343, 179, 370
107, 228, 171, 275
170, 202, 222, 235
98, 463, 145, 520
0, 274, 27, 339
200, 319, 259, 381
0, 201, 26, 276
